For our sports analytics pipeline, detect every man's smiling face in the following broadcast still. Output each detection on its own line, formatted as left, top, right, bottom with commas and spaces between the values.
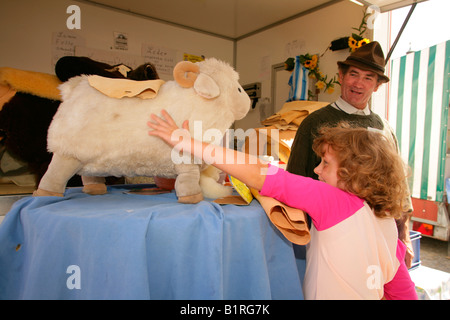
339, 66, 381, 110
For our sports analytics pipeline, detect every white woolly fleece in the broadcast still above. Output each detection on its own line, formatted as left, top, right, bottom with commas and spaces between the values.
47, 58, 251, 179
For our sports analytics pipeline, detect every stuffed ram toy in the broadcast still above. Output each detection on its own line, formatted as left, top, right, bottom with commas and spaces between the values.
34, 58, 251, 203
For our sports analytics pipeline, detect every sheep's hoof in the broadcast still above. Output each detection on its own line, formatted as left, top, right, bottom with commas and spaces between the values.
178, 193, 203, 204
33, 188, 64, 197
82, 183, 107, 195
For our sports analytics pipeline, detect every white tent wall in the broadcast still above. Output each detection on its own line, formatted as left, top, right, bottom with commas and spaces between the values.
1, 0, 364, 119
0, 0, 234, 77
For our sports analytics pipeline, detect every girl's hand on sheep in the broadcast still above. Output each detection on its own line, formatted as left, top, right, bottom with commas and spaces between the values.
148, 110, 267, 191
148, 109, 190, 148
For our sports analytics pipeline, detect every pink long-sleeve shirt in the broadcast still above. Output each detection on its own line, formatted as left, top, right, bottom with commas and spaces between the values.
260, 166, 417, 300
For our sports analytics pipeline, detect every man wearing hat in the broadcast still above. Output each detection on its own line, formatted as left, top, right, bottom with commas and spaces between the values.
286, 41, 414, 267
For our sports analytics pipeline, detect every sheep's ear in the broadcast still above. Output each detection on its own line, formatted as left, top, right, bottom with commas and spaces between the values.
194, 74, 220, 99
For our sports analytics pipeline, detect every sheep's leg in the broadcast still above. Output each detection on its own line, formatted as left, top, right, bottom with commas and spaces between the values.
33, 153, 82, 197
82, 176, 107, 195
199, 166, 233, 199
174, 163, 203, 204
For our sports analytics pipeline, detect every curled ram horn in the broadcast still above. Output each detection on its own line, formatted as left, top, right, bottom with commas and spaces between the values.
173, 61, 199, 88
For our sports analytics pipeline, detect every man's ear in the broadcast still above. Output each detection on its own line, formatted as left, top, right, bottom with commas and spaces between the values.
338, 69, 344, 83
373, 80, 383, 93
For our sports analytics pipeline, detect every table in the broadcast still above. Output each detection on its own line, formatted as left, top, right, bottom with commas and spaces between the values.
409, 266, 450, 300
0, 185, 305, 300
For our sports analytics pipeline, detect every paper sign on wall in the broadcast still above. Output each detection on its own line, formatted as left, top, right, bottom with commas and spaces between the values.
183, 53, 205, 63
51, 31, 86, 68
141, 43, 177, 76
114, 32, 128, 51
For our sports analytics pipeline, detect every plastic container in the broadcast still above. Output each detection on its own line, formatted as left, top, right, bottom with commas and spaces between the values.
409, 230, 422, 270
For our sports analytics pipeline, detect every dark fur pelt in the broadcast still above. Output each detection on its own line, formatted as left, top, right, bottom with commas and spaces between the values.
127, 63, 159, 80
55, 56, 126, 81
55, 56, 159, 81
0, 57, 160, 187
0, 93, 66, 185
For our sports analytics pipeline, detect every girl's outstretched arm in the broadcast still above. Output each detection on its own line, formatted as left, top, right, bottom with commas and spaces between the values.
148, 110, 267, 191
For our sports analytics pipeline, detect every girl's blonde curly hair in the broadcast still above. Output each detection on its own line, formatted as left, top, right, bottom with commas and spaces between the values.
312, 123, 409, 219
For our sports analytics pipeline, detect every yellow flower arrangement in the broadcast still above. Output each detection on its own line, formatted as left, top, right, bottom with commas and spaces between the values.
300, 54, 318, 70
315, 80, 325, 90
297, 53, 338, 99
358, 38, 370, 47
331, 11, 372, 52
348, 36, 358, 51
348, 11, 372, 52
348, 34, 370, 52
306, 55, 318, 70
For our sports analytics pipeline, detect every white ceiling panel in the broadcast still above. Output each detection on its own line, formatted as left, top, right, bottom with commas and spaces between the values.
77, 0, 343, 39
76, 0, 427, 40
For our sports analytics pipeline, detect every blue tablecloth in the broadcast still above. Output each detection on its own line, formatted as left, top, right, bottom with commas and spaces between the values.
0, 185, 304, 300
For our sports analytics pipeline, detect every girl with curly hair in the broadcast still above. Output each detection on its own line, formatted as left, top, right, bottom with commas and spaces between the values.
312, 124, 407, 220
148, 110, 417, 300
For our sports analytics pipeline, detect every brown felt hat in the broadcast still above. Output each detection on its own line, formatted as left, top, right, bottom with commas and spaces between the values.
337, 41, 389, 83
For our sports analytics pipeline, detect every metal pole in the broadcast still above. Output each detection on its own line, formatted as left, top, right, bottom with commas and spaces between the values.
385, 3, 417, 65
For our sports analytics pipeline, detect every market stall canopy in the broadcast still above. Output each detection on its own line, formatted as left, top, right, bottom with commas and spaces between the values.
76, 0, 428, 40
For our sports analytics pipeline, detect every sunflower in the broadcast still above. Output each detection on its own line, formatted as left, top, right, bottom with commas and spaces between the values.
304, 59, 313, 69
358, 38, 370, 48
299, 54, 318, 70
292, 53, 339, 99
310, 54, 318, 68
348, 36, 358, 51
